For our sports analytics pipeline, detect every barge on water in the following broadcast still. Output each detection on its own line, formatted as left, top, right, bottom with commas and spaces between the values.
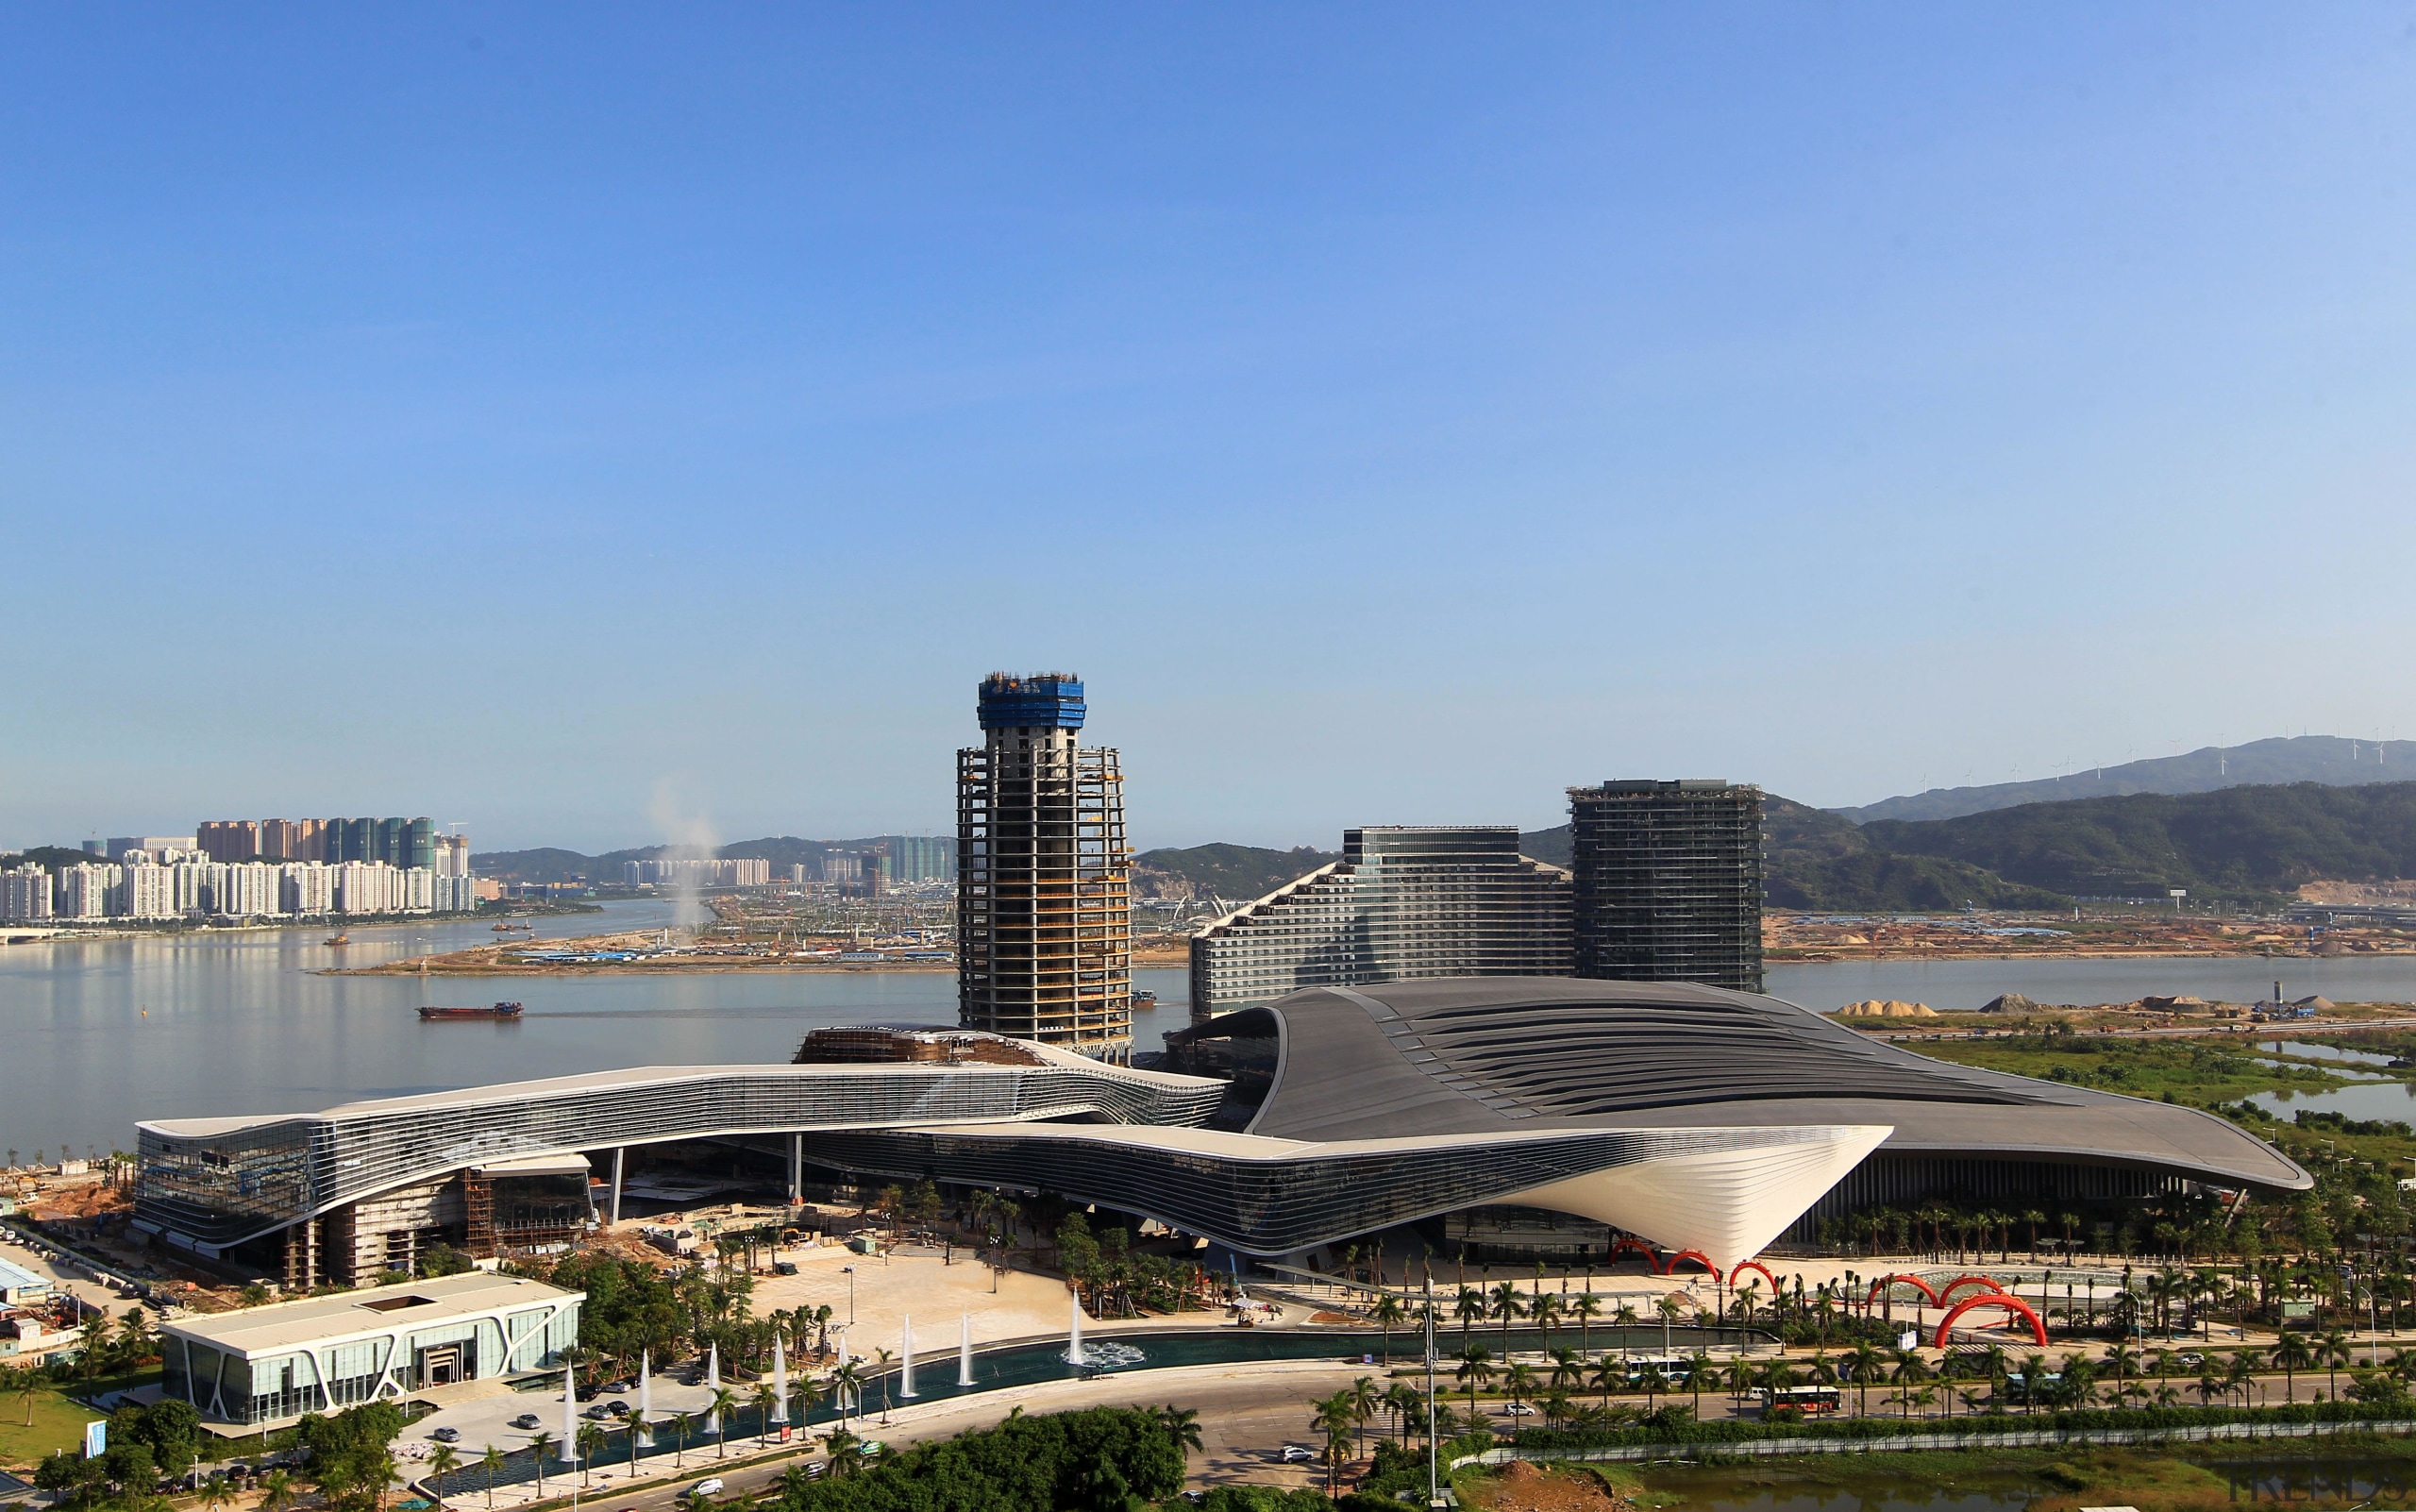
419, 1001, 525, 1021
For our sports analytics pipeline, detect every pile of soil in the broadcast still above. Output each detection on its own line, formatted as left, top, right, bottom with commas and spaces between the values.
1466, 1461, 1631, 1512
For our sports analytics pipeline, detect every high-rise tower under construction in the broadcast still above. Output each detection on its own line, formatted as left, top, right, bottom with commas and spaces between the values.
957, 673, 1133, 1060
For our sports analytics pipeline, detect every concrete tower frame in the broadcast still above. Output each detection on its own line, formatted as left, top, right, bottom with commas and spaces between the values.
956, 673, 1132, 1060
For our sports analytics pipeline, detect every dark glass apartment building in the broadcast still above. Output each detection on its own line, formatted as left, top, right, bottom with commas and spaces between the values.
1569, 780, 1765, 993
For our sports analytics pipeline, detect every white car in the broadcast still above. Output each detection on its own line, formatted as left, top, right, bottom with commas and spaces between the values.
1279, 1446, 1317, 1463
1498, 1403, 1536, 1416
685, 1478, 725, 1501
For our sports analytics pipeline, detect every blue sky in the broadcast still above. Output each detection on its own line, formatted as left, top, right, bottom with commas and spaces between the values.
6, 6, 2414, 852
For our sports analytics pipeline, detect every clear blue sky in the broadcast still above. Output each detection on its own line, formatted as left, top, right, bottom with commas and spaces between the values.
7, 6, 2414, 853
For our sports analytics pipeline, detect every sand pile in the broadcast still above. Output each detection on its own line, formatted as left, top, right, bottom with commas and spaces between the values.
1834, 999, 1938, 1018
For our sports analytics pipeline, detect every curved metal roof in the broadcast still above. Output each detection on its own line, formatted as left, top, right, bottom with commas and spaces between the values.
1197, 977, 2308, 1193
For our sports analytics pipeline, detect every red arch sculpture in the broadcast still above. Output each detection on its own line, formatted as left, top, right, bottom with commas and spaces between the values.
1730, 1260, 1779, 1294
1933, 1292, 2047, 1348
1863, 1273, 1942, 1309
1657, 1250, 1721, 1281
1937, 1274, 2005, 1305
1608, 1237, 1658, 1267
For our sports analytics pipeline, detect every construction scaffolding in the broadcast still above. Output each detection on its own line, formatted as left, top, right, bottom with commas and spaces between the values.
1568, 780, 1764, 994
957, 674, 1132, 1060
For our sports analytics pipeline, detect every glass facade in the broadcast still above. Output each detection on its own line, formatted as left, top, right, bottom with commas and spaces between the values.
139, 1061, 1219, 1251
161, 1285, 579, 1424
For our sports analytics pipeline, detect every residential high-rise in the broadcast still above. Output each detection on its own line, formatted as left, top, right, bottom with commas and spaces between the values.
196, 821, 262, 863
2, 865, 52, 921
1188, 826, 1572, 1020
1567, 779, 1764, 993
956, 672, 1132, 1061
883, 835, 954, 884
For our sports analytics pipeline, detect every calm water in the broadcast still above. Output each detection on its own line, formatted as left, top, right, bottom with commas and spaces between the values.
9, 917, 2416, 1159
0, 901, 1187, 1157
1768, 956, 2416, 1013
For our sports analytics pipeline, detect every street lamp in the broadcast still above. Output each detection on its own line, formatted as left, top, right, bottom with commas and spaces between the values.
842, 1265, 856, 1324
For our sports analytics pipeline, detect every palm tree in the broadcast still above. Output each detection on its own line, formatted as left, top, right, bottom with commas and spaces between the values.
1382, 1383, 1422, 1447
1455, 1344, 1494, 1420
1488, 1282, 1527, 1354
472, 1450, 501, 1512
1349, 1376, 1382, 1455
707, 1387, 740, 1455
1889, 1352, 1929, 1420
1548, 1346, 1585, 1395
669, 1410, 696, 1468
1843, 1343, 1884, 1417
198, 1476, 235, 1512
1369, 1293, 1406, 1365
832, 1361, 865, 1430
1568, 1291, 1602, 1358
1637, 1363, 1667, 1414
821, 1427, 864, 1479
751, 1384, 777, 1446
8, 1365, 41, 1428
1688, 1352, 1713, 1417
425, 1446, 461, 1508
1156, 1403, 1204, 1462
1452, 1286, 1485, 1349
1311, 1391, 1355, 1500
1532, 1291, 1563, 1362
574, 1425, 608, 1487
1504, 1362, 1538, 1414
527, 1433, 553, 1500
260, 1469, 299, 1512
1587, 1353, 1621, 1411
2320, 1329, 2352, 1403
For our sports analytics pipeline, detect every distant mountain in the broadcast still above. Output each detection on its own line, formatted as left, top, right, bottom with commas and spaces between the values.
1862, 781, 2416, 900
474, 834, 951, 883
1519, 801, 2066, 912
1834, 735, 2416, 825
1131, 843, 1339, 903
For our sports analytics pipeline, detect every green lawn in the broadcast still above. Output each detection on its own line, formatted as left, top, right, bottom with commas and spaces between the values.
1910, 1030, 2416, 1173
0, 1373, 109, 1469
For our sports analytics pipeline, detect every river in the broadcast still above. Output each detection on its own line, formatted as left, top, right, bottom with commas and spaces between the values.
6, 908, 2414, 1158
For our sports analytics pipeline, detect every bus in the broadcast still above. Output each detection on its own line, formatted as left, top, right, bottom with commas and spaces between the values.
1759, 1386, 1842, 1416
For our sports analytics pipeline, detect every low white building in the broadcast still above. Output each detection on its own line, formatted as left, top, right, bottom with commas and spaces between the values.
159, 1270, 584, 1426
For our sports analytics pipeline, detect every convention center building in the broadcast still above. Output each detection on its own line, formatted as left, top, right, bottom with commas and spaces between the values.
134, 981, 2307, 1287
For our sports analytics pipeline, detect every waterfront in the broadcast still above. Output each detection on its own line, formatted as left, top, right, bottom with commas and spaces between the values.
0, 900, 1183, 1157
1768, 954, 2416, 1013
8, 913, 2416, 1158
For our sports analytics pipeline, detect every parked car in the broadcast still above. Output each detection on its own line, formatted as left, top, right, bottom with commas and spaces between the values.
772, 1262, 798, 1276
604, 1379, 632, 1393
510, 1414, 543, 1432
428, 1427, 461, 1443
582, 1403, 613, 1420
605, 1401, 631, 1418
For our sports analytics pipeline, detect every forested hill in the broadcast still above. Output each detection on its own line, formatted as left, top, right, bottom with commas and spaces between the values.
1519, 802, 2065, 913
1834, 734, 2416, 824
1530, 781, 2416, 909
1130, 843, 1339, 902
1861, 781, 2416, 900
